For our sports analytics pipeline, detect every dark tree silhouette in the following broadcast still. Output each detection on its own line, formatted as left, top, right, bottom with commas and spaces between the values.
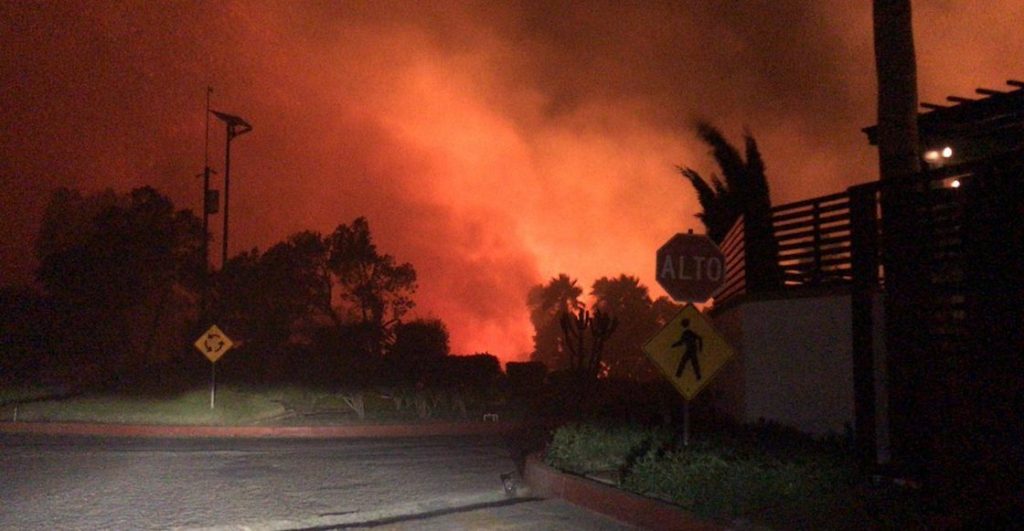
277, 231, 335, 323
0, 286, 55, 383
678, 122, 781, 291
326, 217, 417, 358
388, 318, 450, 384
590, 275, 679, 381
527, 274, 583, 371
505, 361, 548, 394
558, 305, 617, 417
214, 248, 261, 333
35, 186, 203, 386
212, 230, 333, 380
213, 219, 418, 378
560, 306, 617, 380
438, 353, 502, 391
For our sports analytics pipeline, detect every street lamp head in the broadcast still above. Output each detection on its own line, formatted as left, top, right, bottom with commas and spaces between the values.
210, 110, 252, 139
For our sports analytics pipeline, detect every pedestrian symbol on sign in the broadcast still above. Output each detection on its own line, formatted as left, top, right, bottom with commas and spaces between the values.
672, 319, 703, 380
643, 304, 734, 401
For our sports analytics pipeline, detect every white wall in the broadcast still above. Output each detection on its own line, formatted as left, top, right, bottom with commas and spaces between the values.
710, 290, 888, 447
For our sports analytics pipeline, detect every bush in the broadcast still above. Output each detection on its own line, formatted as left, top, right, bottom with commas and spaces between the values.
544, 421, 874, 527
623, 442, 853, 523
436, 353, 503, 391
506, 361, 547, 393
544, 421, 671, 475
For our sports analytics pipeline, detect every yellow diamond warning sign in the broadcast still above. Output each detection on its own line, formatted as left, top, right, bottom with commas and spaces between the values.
644, 304, 735, 401
194, 324, 234, 363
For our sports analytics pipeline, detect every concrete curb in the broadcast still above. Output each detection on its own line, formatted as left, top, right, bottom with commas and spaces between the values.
187, 492, 518, 531
0, 420, 527, 439
523, 454, 725, 531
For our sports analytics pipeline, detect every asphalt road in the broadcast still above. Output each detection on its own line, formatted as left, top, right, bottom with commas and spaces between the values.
0, 434, 631, 530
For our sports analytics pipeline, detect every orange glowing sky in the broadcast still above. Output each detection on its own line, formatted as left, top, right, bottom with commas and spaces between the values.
2, 1, 1022, 362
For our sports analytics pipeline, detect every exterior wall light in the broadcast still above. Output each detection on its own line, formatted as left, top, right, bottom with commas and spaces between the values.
923, 146, 954, 168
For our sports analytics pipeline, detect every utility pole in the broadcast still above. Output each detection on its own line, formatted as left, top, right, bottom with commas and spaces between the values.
201, 87, 214, 274
196, 87, 220, 318
210, 110, 252, 269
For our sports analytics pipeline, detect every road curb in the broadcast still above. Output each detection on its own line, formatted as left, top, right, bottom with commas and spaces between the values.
190, 492, 519, 531
523, 453, 725, 531
0, 420, 526, 439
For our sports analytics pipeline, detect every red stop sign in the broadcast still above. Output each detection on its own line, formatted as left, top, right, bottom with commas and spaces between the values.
655, 233, 725, 302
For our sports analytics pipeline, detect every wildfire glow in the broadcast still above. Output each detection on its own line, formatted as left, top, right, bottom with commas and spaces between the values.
2, 1, 1022, 364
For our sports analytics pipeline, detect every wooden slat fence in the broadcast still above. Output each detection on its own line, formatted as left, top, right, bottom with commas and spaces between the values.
771, 189, 859, 287
713, 165, 980, 319
714, 216, 746, 303
907, 165, 975, 353
714, 181, 883, 306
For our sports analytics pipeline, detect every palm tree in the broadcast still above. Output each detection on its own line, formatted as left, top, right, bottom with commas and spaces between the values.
872, 0, 928, 485
527, 274, 584, 370
590, 274, 666, 380
678, 122, 756, 243
678, 122, 781, 291
873, 0, 920, 183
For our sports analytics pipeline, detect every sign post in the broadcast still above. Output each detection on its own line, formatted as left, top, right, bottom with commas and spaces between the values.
194, 324, 234, 409
650, 231, 731, 444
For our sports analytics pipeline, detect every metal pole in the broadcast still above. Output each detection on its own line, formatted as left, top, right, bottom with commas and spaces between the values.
683, 399, 690, 446
210, 110, 249, 270
203, 165, 211, 271
221, 127, 231, 269
202, 87, 212, 275
210, 362, 216, 409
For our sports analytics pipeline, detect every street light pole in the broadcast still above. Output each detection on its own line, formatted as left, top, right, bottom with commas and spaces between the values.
202, 87, 213, 275
210, 110, 252, 269
222, 122, 232, 269
195, 87, 221, 319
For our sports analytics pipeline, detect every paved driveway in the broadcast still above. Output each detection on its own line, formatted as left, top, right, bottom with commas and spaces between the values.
0, 434, 630, 530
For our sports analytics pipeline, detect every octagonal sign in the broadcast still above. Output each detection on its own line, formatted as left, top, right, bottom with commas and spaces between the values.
656, 232, 725, 303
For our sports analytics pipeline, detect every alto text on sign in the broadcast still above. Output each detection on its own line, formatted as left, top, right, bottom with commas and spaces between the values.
655, 232, 726, 303
659, 255, 724, 282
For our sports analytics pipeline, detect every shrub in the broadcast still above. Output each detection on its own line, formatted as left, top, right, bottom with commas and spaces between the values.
544, 421, 671, 475
545, 420, 871, 527
437, 353, 503, 390
506, 361, 547, 392
623, 443, 853, 522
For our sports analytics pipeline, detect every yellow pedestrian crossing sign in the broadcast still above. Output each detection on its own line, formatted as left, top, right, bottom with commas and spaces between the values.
644, 304, 735, 401
194, 324, 234, 363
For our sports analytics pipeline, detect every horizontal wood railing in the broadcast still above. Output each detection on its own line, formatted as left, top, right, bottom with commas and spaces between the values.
771, 188, 860, 287
714, 182, 883, 306
714, 216, 747, 304
713, 166, 981, 308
